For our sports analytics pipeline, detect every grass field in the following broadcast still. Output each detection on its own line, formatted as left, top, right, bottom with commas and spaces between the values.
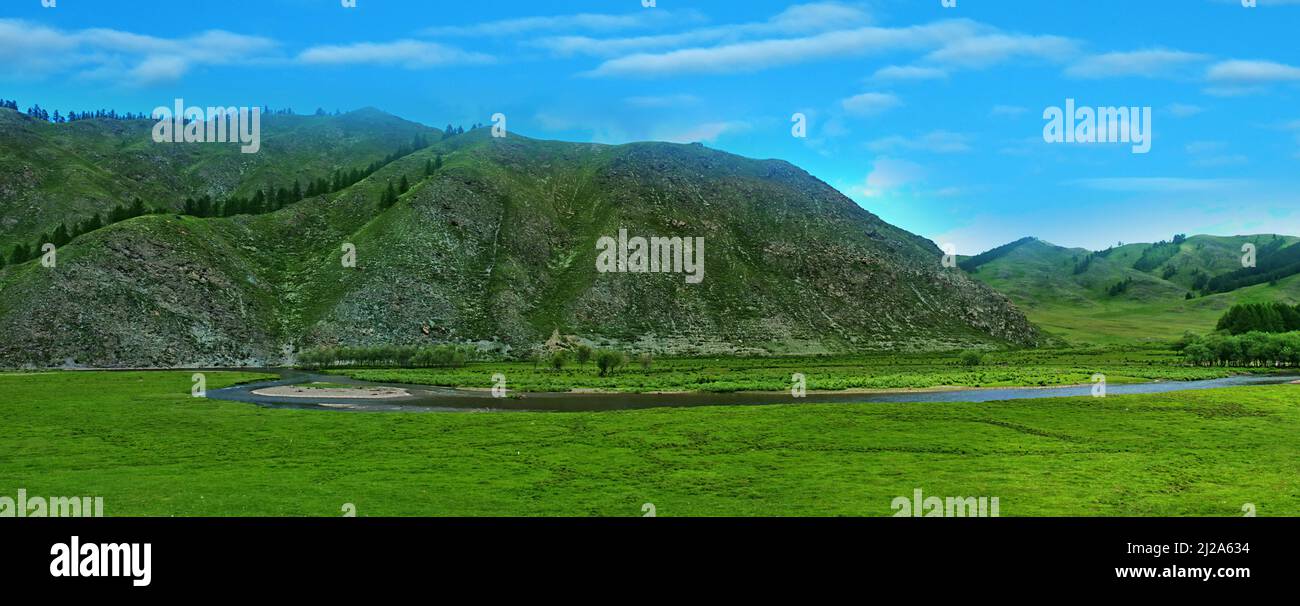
331, 347, 1242, 393
2, 369, 1296, 516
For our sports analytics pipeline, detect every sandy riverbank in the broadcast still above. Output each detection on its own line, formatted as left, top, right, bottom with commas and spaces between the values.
251, 385, 410, 399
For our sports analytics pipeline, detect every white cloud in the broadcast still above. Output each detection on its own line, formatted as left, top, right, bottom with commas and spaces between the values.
868, 131, 971, 153
841, 92, 901, 116
766, 3, 874, 32
924, 32, 1077, 69
584, 21, 974, 77
297, 40, 493, 68
872, 65, 947, 81
423, 11, 691, 37
1167, 103, 1204, 118
1064, 48, 1207, 79
532, 109, 749, 145
1203, 85, 1267, 97
534, 2, 871, 58
0, 19, 278, 83
656, 121, 752, 143
1206, 59, 1300, 83
859, 158, 925, 197
129, 56, 189, 84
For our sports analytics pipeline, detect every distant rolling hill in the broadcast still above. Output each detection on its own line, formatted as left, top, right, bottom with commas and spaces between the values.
963, 235, 1300, 344
0, 107, 1041, 367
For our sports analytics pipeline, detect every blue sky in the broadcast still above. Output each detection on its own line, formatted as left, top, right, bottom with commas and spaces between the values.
3, 0, 1300, 253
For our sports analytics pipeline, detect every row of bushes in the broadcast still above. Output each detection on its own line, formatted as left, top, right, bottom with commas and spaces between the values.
298, 344, 477, 369
535, 346, 649, 376
1180, 331, 1300, 367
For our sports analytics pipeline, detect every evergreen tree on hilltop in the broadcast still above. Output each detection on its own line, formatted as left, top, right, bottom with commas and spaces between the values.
52, 224, 70, 247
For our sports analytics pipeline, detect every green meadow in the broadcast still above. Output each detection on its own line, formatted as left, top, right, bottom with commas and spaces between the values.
1, 369, 1296, 516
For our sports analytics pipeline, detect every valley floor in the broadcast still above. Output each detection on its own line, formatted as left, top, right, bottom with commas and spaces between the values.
1, 366, 1296, 516
327, 347, 1243, 394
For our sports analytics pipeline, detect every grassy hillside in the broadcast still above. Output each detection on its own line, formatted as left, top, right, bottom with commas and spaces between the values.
0, 106, 440, 249
965, 237, 1300, 344
0, 114, 1041, 366
1, 370, 1295, 516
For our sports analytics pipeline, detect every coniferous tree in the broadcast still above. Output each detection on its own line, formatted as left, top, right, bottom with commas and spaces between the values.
81, 214, 103, 235
10, 243, 30, 265
381, 181, 396, 208
52, 224, 70, 247
399, 175, 410, 194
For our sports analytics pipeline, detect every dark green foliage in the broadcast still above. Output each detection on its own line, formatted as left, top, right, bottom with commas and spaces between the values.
1189, 269, 1209, 291
1205, 239, 1299, 294
1106, 277, 1134, 297
549, 350, 570, 370
1133, 236, 1183, 272
595, 350, 627, 377
381, 181, 397, 208
1183, 331, 1300, 366
1215, 302, 1300, 335
1073, 253, 1095, 275
958, 350, 983, 366
51, 224, 70, 247
9, 243, 31, 265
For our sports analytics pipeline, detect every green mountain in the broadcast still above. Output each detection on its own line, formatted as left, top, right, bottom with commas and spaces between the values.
963, 236, 1300, 344
0, 108, 1041, 367
0, 106, 439, 249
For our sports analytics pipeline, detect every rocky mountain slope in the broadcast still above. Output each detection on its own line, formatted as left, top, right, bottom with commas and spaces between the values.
0, 108, 1041, 367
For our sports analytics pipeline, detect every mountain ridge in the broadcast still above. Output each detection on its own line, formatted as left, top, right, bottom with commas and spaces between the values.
0, 109, 1041, 367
